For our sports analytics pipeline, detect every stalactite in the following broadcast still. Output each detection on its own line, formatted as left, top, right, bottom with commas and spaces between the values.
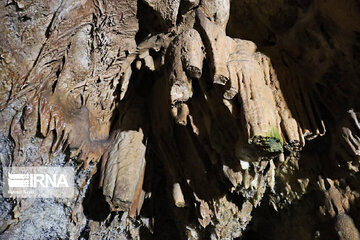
1, 0, 360, 239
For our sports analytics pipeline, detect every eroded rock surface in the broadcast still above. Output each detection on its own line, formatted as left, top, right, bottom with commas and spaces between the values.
1, 0, 360, 239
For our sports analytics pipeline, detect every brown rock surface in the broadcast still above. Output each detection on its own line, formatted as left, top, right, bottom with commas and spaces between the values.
1, 0, 360, 239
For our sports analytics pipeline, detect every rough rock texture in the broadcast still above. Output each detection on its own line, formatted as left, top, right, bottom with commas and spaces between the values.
0, 0, 360, 239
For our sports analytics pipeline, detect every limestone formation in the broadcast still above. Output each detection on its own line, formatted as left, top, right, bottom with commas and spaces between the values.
1, 0, 360, 239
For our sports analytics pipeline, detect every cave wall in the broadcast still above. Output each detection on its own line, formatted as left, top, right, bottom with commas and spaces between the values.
0, 0, 360, 239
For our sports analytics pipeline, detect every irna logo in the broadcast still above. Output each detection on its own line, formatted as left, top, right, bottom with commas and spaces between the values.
3, 167, 74, 198
8, 173, 69, 188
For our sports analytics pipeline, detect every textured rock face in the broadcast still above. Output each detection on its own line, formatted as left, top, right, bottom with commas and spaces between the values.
0, 0, 360, 239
